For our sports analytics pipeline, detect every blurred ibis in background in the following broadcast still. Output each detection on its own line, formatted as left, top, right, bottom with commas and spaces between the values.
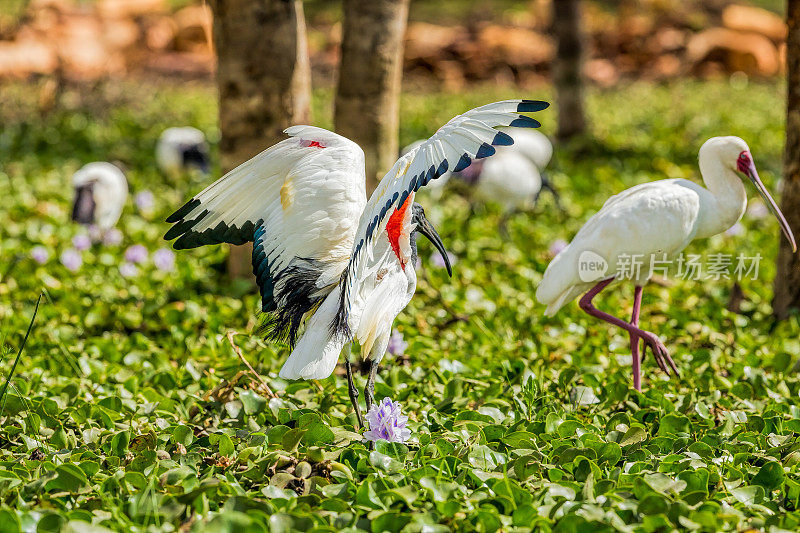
536, 136, 796, 391
156, 127, 211, 178
71, 162, 128, 235
165, 100, 549, 425
409, 128, 561, 233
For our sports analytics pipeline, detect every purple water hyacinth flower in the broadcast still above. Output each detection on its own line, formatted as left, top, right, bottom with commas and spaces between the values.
549, 238, 568, 256
124, 244, 148, 264
103, 228, 123, 246
431, 250, 456, 269
60, 248, 82, 272
153, 248, 175, 272
72, 234, 92, 251
364, 397, 411, 444
386, 329, 408, 356
134, 190, 154, 213
724, 222, 744, 237
31, 246, 49, 265
88, 225, 103, 242
119, 262, 139, 278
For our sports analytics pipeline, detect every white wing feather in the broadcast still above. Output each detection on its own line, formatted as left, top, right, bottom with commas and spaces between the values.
332, 99, 549, 337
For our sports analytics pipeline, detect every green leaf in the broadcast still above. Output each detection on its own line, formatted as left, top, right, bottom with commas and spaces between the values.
620, 426, 647, 447
731, 485, 765, 506
239, 390, 267, 415
46, 464, 89, 493
301, 422, 334, 446
752, 461, 784, 490
171, 425, 193, 446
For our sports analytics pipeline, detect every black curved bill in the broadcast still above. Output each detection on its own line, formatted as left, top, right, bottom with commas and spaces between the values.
413, 205, 452, 277
72, 184, 95, 224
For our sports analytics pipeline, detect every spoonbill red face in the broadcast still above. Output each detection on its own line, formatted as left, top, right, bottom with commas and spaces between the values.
736, 150, 797, 252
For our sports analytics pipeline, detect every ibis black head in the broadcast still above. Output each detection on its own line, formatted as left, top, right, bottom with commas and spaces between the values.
411, 203, 452, 277
72, 183, 96, 225
181, 143, 210, 174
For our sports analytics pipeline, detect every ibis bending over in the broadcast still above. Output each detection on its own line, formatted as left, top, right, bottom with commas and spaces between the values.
165, 100, 549, 425
467, 128, 558, 206
71, 162, 128, 234
536, 136, 796, 391
156, 127, 211, 177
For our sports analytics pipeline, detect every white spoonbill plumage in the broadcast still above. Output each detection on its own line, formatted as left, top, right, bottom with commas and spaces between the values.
156, 127, 210, 177
71, 162, 128, 234
536, 136, 796, 391
165, 99, 549, 424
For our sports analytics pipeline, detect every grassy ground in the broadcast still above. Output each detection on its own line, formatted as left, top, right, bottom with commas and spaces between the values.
1, 77, 800, 532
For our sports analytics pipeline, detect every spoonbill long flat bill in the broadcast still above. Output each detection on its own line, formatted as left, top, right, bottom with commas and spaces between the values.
536, 136, 796, 391
165, 99, 549, 425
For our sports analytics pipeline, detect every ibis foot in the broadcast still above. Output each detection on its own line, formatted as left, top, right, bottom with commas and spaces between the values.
345, 360, 363, 430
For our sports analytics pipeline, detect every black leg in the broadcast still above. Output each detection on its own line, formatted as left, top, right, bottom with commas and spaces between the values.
344, 352, 363, 429
364, 360, 379, 413
541, 173, 565, 214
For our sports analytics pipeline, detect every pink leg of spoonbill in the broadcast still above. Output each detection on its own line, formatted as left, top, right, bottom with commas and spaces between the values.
578, 278, 678, 389
630, 285, 643, 392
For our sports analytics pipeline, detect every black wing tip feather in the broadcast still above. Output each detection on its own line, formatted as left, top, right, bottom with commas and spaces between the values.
453, 154, 472, 172
475, 143, 495, 160
509, 116, 541, 129
166, 198, 201, 223
492, 131, 514, 146
517, 100, 550, 112
165, 217, 259, 250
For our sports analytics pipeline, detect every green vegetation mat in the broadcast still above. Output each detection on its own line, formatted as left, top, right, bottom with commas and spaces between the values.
1, 78, 800, 531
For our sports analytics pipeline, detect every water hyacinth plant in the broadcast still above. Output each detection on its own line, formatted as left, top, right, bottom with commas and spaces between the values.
102, 228, 123, 246
152, 248, 176, 272
71, 234, 92, 251
119, 262, 139, 278
124, 244, 148, 264
30, 246, 49, 264
134, 190, 155, 213
60, 249, 82, 272
363, 397, 411, 444
386, 329, 407, 356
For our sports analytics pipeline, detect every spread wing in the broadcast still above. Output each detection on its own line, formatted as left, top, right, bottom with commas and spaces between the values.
165, 125, 367, 319
332, 99, 550, 337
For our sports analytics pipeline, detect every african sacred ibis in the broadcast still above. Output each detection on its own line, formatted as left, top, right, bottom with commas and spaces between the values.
536, 136, 796, 391
466, 128, 561, 215
165, 100, 549, 425
156, 127, 210, 177
71, 162, 128, 234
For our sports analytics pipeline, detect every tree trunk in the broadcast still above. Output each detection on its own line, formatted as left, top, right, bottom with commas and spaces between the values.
551, 0, 588, 141
334, 0, 409, 193
774, 0, 800, 319
209, 0, 311, 279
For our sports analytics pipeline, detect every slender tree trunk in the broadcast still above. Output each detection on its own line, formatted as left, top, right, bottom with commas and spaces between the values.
551, 0, 588, 141
334, 0, 409, 193
774, 0, 800, 319
209, 0, 311, 278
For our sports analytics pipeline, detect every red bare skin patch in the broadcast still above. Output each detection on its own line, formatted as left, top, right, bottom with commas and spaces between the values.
300, 139, 326, 148
386, 194, 413, 270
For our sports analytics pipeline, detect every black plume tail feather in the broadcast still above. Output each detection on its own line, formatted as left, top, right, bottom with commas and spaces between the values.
330, 267, 352, 341
258, 258, 326, 348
